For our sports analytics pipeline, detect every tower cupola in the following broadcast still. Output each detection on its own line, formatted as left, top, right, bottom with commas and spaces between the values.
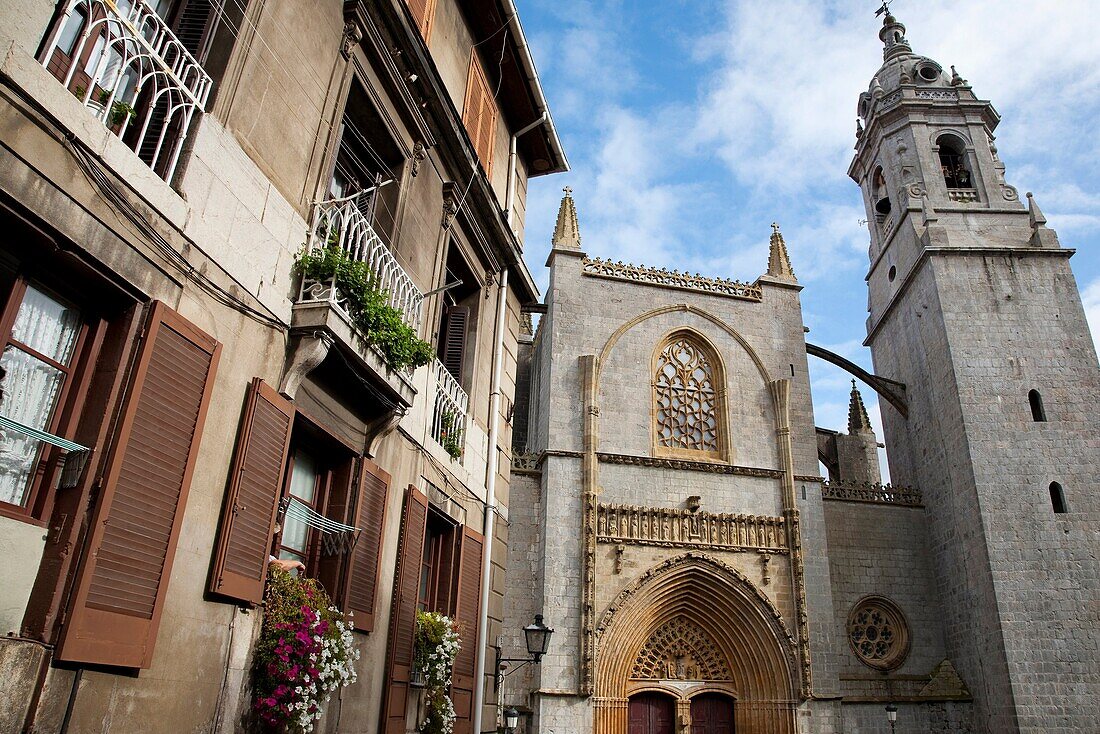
878, 13, 912, 60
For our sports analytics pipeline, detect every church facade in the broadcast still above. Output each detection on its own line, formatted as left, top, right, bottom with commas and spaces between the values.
502, 13, 1098, 734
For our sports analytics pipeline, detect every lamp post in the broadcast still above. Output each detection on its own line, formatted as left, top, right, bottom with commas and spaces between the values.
885, 703, 897, 734
497, 615, 554, 733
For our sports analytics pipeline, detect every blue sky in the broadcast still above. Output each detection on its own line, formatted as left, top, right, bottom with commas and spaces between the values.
515, 0, 1100, 479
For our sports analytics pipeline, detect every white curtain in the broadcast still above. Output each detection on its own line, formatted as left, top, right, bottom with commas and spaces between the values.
0, 286, 80, 506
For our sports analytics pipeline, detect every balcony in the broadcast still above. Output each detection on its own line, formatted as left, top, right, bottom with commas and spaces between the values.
40, 0, 213, 181
430, 359, 468, 461
299, 194, 424, 331
947, 188, 979, 203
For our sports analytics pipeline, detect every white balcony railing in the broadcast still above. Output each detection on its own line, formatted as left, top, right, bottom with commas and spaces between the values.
41, 0, 213, 181
300, 195, 424, 331
430, 359, 468, 460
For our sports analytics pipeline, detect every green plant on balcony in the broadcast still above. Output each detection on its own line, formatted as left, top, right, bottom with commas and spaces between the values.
439, 409, 463, 460
295, 246, 433, 372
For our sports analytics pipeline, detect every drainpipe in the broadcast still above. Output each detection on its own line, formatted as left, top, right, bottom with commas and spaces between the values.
472, 267, 509, 734
505, 113, 547, 230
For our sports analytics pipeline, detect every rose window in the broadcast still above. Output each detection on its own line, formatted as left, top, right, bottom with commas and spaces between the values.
847, 596, 910, 670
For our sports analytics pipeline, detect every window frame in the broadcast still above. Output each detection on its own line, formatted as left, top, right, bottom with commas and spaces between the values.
272, 411, 358, 585
650, 329, 731, 463
0, 277, 103, 524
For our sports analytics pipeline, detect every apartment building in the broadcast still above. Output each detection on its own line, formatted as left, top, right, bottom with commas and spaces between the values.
0, 0, 565, 731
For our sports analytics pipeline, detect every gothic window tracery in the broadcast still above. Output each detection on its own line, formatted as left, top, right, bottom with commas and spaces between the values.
847, 596, 910, 670
654, 334, 723, 456
632, 616, 732, 681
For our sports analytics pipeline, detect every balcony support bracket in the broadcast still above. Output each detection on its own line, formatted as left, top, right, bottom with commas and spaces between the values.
280, 332, 334, 399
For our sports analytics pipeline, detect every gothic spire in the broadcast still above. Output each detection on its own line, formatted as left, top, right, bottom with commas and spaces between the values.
848, 380, 875, 436
551, 186, 581, 249
766, 222, 797, 282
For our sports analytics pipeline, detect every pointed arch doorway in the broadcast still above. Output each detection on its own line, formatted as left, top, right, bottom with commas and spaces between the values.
628, 692, 675, 734
594, 555, 798, 734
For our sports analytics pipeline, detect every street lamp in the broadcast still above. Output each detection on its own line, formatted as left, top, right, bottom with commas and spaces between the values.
523, 614, 553, 662
497, 614, 555, 677
885, 703, 897, 734
503, 707, 520, 733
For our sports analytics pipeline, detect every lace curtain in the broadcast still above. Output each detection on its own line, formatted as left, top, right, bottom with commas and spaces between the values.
0, 286, 81, 505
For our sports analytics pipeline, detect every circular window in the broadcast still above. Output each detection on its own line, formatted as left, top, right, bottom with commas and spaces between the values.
847, 596, 910, 670
888, 265, 897, 282
917, 63, 941, 82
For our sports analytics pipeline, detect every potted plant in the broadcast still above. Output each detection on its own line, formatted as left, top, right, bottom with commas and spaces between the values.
414, 611, 460, 734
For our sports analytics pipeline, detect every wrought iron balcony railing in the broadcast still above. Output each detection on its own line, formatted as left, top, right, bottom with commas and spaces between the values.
299, 194, 424, 331
430, 359, 468, 460
41, 0, 213, 181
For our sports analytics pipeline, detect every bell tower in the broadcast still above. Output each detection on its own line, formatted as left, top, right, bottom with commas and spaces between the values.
850, 11, 1100, 734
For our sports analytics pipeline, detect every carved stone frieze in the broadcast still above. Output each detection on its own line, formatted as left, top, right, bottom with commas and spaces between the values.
597, 452, 783, 478
597, 502, 789, 552
581, 258, 763, 301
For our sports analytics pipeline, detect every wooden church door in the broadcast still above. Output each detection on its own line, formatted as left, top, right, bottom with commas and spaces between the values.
690, 693, 735, 734
628, 693, 675, 734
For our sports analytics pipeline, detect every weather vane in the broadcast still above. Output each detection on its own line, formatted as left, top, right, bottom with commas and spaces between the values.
875, 1, 892, 18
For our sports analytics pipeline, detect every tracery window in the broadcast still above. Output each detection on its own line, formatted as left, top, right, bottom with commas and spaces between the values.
847, 596, 910, 670
654, 334, 722, 456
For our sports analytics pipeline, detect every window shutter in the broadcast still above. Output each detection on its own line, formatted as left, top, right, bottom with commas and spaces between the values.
463, 55, 496, 175
440, 306, 469, 381
208, 378, 294, 605
405, 0, 436, 39
172, 0, 217, 60
382, 486, 429, 734
451, 526, 485, 734
343, 458, 390, 632
57, 302, 220, 668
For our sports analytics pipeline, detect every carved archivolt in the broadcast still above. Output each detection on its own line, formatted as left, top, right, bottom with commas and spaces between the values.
632, 616, 733, 681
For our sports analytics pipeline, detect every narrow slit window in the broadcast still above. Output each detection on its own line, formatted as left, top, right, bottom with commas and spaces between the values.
1049, 482, 1067, 514
1028, 389, 1046, 422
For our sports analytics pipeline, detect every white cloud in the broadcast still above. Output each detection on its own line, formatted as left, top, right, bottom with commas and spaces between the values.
1081, 277, 1100, 356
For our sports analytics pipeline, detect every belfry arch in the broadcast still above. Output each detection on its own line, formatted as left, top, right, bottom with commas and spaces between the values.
593, 554, 799, 734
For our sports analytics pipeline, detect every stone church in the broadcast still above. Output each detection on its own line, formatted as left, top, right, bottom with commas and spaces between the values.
502, 12, 1099, 734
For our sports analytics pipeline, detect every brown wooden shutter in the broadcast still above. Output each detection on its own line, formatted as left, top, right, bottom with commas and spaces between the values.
382, 486, 429, 734
171, 0, 216, 59
208, 378, 294, 605
57, 302, 220, 668
451, 526, 485, 734
405, 0, 437, 38
463, 54, 496, 175
440, 306, 469, 381
343, 458, 390, 632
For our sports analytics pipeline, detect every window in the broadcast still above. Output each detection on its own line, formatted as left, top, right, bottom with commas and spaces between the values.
1028, 389, 1046, 422
847, 596, 910, 670
653, 333, 725, 459
327, 82, 406, 246
1049, 482, 1067, 514
405, 0, 438, 40
436, 243, 479, 385
872, 167, 891, 224
418, 509, 460, 614
462, 52, 498, 176
938, 135, 972, 189
0, 284, 83, 508
383, 487, 485, 734
209, 381, 391, 631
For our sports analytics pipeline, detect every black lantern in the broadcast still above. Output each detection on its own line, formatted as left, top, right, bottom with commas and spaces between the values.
523, 614, 554, 662
503, 707, 520, 733
885, 703, 897, 733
